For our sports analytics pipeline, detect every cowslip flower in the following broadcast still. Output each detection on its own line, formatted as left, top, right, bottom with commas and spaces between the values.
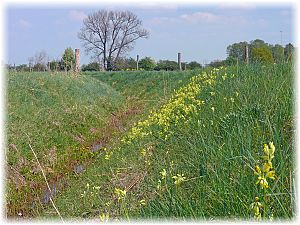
251, 142, 277, 220
254, 143, 276, 189
265, 170, 276, 180
160, 169, 167, 180
140, 148, 146, 157
139, 199, 146, 206
172, 174, 186, 186
250, 197, 263, 220
254, 164, 275, 189
262, 142, 275, 163
114, 188, 126, 201
100, 212, 109, 222
156, 180, 162, 191
256, 175, 269, 189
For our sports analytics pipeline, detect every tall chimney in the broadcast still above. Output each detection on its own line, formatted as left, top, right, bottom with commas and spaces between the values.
75, 48, 80, 72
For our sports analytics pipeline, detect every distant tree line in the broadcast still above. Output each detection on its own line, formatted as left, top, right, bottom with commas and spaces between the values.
6, 39, 295, 72
207, 39, 295, 68
81, 57, 202, 72
6, 47, 76, 72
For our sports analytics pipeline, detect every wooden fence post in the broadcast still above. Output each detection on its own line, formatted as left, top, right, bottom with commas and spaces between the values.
75, 49, 80, 72
178, 53, 182, 71
246, 45, 249, 65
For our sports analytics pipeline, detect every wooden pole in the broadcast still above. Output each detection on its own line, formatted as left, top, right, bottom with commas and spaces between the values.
178, 53, 182, 71
75, 49, 80, 72
245, 45, 249, 65
136, 55, 139, 70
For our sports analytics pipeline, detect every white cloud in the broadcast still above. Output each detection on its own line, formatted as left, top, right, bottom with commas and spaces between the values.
68, 10, 88, 21
218, 3, 256, 10
280, 10, 290, 16
145, 11, 250, 27
181, 12, 220, 23
256, 18, 268, 26
180, 12, 248, 25
226, 15, 248, 25
134, 2, 178, 11
19, 19, 31, 28
146, 17, 178, 25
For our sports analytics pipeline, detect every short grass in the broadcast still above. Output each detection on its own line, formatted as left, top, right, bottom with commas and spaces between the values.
40, 63, 294, 221
85, 70, 199, 109
6, 71, 125, 216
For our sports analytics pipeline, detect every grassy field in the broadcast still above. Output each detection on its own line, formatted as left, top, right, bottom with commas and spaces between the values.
6, 63, 294, 221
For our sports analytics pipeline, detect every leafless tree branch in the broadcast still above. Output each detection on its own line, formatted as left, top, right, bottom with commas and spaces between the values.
78, 10, 149, 70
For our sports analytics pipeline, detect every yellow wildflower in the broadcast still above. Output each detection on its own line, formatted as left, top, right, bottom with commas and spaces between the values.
263, 162, 272, 172
265, 170, 276, 180
140, 148, 146, 157
114, 188, 126, 201
256, 176, 269, 189
160, 169, 167, 180
250, 197, 263, 220
156, 180, 162, 190
172, 174, 186, 186
262, 142, 275, 163
139, 199, 146, 206
122, 68, 229, 144
254, 165, 261, 175
254, 143, 277, 189
104, 152, 112, 160
251, 142, 277, 219
100, 212, 109, 222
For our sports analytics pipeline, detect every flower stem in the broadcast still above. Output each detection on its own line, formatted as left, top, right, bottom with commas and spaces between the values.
263, 187, 267, 219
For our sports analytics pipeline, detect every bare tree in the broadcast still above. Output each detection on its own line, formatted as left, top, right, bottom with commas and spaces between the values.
28, 57, 34, 72
78, 10, 149, 70
33, 50, 48, 71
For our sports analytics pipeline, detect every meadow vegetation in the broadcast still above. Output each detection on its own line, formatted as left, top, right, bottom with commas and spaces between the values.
6, 63, 294, 221
6, 69, 197, 217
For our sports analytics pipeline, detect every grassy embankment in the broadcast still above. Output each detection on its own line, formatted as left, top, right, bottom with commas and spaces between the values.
41, 63, 294, 221
6, 70, 196, 217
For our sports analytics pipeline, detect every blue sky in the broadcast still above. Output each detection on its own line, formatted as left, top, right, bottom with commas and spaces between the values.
5, 3, 294, 65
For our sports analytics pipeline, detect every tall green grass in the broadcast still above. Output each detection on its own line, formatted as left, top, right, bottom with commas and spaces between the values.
137, 63, 294, 220
41, 63, 294, 221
